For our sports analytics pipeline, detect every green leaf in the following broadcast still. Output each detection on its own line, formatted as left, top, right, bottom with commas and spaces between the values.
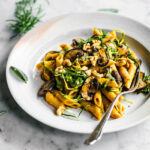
143, 75, 150, 81
106, 87, 118, 92
107, 70, 115, 81
62, 113, 79, 119
8, 0, 47, 39
123, 98, 133, 104
97, 8, 119, 13
78, 107, 85, 117
10, 66, 28, 83
62, 108, 79, 119
0, 111, 7, 116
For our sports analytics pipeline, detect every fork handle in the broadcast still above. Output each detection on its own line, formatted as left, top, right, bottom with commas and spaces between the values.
84, 93, 122, 145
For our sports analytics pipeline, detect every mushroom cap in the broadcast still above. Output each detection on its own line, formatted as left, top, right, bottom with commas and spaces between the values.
81, 76, 99, 101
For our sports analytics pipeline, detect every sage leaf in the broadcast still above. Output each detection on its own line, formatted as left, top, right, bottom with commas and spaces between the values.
97, 8, 119, 13
0, 111, 6, 116
10, 66, 28, 83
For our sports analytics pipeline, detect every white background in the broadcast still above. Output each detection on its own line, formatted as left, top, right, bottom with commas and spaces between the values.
0, 0, 150, 150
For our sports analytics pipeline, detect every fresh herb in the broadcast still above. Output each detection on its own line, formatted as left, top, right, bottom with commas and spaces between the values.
62, 114, 79, 119
128, 56, 138, 63
8, 0, 44, 38
97, 8, 119, 13
60, 92, 84, 102
143, 75, 150, 81
115, 29, 125, 44
78, 107, 85, 117
10, 66, 28, 83
106, 47, 112, 59
55, 67, 88, 90
122, 42, 130, 48
60, 49, 69, 54
77, 37, 100, 48
107, 70, 116, 81
106, 87, 118, 92
106, 47, 118, 59
127, 51, 139, 64
56, 77, 63, 89
62, 108, 79, 119
0, 111, 7, 116
140, 84, 150, 94
81, 56, 90, 60
123, 98, 133, 104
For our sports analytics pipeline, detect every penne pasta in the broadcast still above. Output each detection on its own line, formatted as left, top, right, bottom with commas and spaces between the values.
45, 92, 65, 115
102, 96, 125, 119
125, 63, 137, 88
80, 101, 103, 120
54, 91, 81, 109
94, 90, 104, 112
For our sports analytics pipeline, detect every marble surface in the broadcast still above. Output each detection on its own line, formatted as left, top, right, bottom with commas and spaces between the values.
0, 0, 150, 150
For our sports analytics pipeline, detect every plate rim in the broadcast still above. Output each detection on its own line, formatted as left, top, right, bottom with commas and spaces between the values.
6, 12, 150, 134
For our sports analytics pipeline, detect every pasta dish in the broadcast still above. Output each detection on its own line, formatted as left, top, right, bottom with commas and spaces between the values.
36, 28, 150, 120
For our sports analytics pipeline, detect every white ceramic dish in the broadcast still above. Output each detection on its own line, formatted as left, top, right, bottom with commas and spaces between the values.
6, 12, 150, 134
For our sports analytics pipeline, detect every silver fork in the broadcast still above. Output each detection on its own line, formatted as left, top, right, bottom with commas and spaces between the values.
85, 66, 140, 145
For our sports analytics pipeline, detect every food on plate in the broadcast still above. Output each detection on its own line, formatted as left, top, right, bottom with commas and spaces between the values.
36, 28, 150, 120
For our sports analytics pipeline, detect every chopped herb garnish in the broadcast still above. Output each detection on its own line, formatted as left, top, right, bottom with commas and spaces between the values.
10, 66, 28, 83
62, 113, 79, 119
123, 42, 130, 48
78, 107, 85, 117
107, 70, 116, 81
55, 67, 88, 90
60, 92, 84, 102
127, 51, 139, 64
62, 108, 79, 119
123, 98, 133, 104
81, 56, 90, 60
140, 84, 150, 94
143, 75, 150, 81
106, 87, 118, 92
60, 49, 69, 54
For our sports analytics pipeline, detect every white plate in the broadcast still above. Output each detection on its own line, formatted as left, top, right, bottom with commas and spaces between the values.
6, 12, 150, 134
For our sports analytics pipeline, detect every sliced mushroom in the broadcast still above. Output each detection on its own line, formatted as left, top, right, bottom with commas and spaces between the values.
64, 48, 84, 61
81, 76, 99, 101
72, 38, 83, 46
38, 79, 56, 96
97, 48, 109, 66
112, 70, 122, 83
44, 51, 59, 61
136, 72, 147, 91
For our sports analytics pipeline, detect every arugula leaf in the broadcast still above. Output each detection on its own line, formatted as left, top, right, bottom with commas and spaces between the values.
97, 8, 119, 13
10, 66, 28, 83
